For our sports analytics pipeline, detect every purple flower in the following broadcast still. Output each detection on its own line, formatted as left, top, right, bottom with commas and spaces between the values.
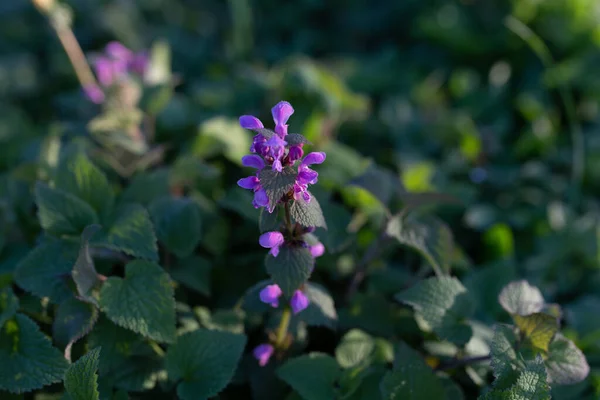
253, 344, 274, 367
265, 135, 287, 172
293, 152, 326, 202
271, 101, 294, 137
83, 84, 105, 104
259, 231, 285, 257
290, 290, 310, 314
253, 188, 269, 208
259, 284, 282, 307
241, 155, 265, 170
240, 115, 264, 130
310, 242, 325, 258
288, 144, 304, 163
94, 57, 115, 86
105, 41, 133, 60
129, 52, 149, 75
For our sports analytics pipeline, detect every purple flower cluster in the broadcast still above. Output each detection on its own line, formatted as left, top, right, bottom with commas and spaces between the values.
237, 101, 326, 211
84, 41, 149, 104
242, 101, 328, 367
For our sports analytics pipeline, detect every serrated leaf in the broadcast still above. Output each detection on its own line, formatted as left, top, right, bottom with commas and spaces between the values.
95, 204, 158, 261
396, 277, 474, 346
265, 245, 314, 295
545, 334, 589, 385
498, 280, 545, 316
513, 313, 558, 352
53, 297, 98, 353
490, 324, 519, 379
165, 329, 247, 400
0, 288, 18, 330
88, 317, 161, 392
335, 329, 375, 369
259, 207, 282, 233
277, 353, 342, 400
99, 260, 175, 343
0, 314, 70, 393
55, 151, 115, 217
72, 225, 102, 301
259, 167, 297, 210
386, 213, 454, 275
15, 240, 79, 303
481, 356, 550, 400
64, 348, 101, 400
149, 196, 202, 258
170, 256, 212, 296
290, 195, 327, 229
35, 183, 99, 237
380, 342, 445, 400
301, 282, 337, 329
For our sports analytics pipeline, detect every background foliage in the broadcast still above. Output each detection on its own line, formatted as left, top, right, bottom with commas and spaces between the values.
1, 0, 600, 399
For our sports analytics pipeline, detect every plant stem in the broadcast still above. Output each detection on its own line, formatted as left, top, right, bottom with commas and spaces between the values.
435, 354, 491, 371
284, 201, 292, 233
275, 307, 292, 347
148, 340, 166, 357
54, 24, 97, 88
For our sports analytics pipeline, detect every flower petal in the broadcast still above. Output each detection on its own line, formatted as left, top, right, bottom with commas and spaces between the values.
105, 41, 133, 60
242, 155, 265, 169
290, 290, 310, 314
237, 176, 260, 190
83, 84, 105, 104
271, 101, 294, 127
310, 242, 325, 258
253, 344, 274, 367
259, 284, 282, 306
240, 115, 264, 130
259, 231, 285, 249
253, 189, 269, 208
301, 152, 326, 166
94, 57, 114, 86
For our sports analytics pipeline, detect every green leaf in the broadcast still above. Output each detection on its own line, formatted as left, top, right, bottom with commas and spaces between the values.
498, 280, 545, 316
441, 377, 465, 400
120, 169, 170, 206
35, 183, 99, 237
259, 166, 298, 210
15, 240, 79, 303
88, 317, 161, 392
53, 297, 98, 353
265, 245, 314, 295
95, 204, 158, 261
0, 314, 69, 393
64, 348, 101, 400
335, 329, 375, 369
55, 151, 115, 217
72, 225, 102, 302
290, 195, 327, 229
396, 277, 474, 346
259, 207, 282, 233
170, 256, 212, 296
545, 334, 589, 385
386, 213, 455, 275
379, 342, 445, 400
193, 117, 252, 165
481, 357, 551, 400
149, 196, 202, 258
513, 313, 558, 352
99, 260, 175, 343
277, 353, 342, 400
490, 324, 519, 379
301, 282, 337, 329
0, 288, 18, 330
165, 329, 247, 400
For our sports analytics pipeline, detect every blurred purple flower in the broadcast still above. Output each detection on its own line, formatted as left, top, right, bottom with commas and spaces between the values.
259, 231, 285, 257
265, 135, 287, 172
293, 152, 326, 202
271, 101, 294, 137
309, 242, 325, 258
288, 144, 304, 163
82, 84, 105, 104
290, 290, 309, 314
253, 344, 274, 367
241, 155, 265, 170
259, 284, 283, 307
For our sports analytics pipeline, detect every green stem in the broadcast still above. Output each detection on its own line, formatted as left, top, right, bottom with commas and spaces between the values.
284, 201, 293, 234
275, 307, 292, 347
149, 340, 166, 357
